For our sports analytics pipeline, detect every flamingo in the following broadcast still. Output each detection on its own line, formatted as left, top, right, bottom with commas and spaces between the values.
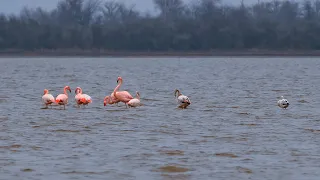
174, 89, 191, 109
278, 96, 289, 109
113, 76, 133, 108
55, 86, 71, 110
128, 91, 141, 108
75, 87, 83, 107
74, 87, 92, 107
42, 89, 55, 109
103, 93, 120, 106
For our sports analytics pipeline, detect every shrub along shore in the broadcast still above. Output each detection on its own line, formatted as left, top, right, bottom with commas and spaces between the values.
1, 0, 320, 53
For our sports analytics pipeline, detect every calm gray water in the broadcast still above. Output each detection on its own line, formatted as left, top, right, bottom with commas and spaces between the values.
1, 57, 320, 180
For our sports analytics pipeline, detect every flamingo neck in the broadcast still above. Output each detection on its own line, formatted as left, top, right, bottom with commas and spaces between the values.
175, 90, 181, 97
64, 88, 69, 95
113, 80, 122, 99
136, 92, 140, 99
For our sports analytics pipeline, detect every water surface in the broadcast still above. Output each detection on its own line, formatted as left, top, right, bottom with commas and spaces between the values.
1, 57, 320, 180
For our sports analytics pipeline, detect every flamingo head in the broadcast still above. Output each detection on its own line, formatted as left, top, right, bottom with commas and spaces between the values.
104, 96, 110, 106
136, 91, 140, 99
64, 86, 71, 93
117, 76, 123, 84
75, 87, 82, 94
43, 89, 49, 95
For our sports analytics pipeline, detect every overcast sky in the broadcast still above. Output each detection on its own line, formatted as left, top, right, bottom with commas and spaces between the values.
0, 0, 284, 14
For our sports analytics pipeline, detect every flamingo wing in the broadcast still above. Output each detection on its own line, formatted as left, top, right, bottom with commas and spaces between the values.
42, 94, 55, 104
123, 91, 133, 99
56, 94, 68, 104
116, 91, 133, 102
83, 94, 92, 103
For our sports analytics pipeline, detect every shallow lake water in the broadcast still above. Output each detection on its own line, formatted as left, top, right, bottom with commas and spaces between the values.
1, 57, 320, 180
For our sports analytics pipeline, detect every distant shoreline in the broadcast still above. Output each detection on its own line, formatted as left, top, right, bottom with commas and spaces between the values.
1, 49, 320, 57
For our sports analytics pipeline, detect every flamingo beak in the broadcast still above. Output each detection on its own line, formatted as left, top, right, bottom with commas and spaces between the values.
117, 80, 119, 83
104, 101, 106, 106
69, 89, 71, 93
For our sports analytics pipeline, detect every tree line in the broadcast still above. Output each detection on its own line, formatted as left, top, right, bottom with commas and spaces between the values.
1, 0, 320, 51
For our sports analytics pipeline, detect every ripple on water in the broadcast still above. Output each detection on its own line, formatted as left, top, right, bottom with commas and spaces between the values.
205, 105, 240, 109
236, 166, 253, 174
0, 144, 22, 149
0, 116, 9, 121
237, 112, 250, 115
21, 168, 34, 172
304, 128, 320, 133
215, 153, 238, 158
161, 174, 192, 180
61, 171, 110, 175
50, 129, 81, 133
159, 150, 185, 156
237, 123, 257, 126
154, 165, 190, 173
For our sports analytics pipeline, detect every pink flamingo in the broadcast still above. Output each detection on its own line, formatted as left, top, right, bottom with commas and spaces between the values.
174, 89, 191, 109
128, 91, 141, 108
42, 89, 55, 108
74, 87, 92, 107
113, 76, 133, 108
104, 92, 124, 107
55, 86, 71, 109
